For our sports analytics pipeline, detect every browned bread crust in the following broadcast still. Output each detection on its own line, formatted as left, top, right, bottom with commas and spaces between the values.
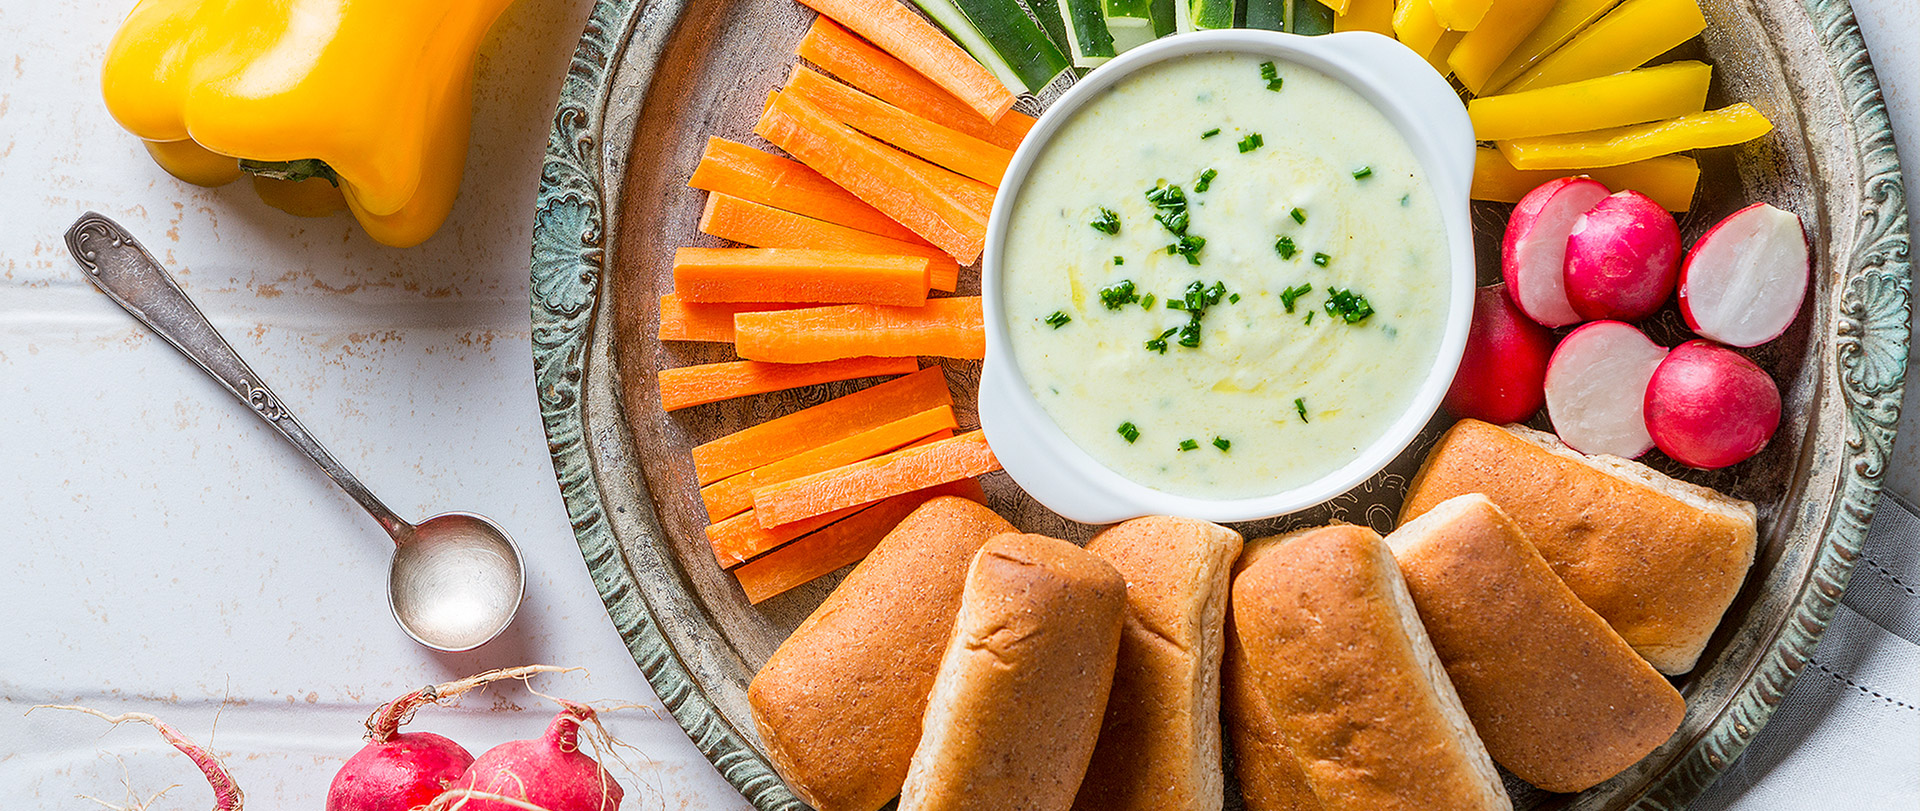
1224, 528, 1336, 811
899, 533, 1128, 811
1073, 517, 1245, 811
748, 496, 1015, 811
1387, 494, 1686, 792
1400, 419, 1758, 674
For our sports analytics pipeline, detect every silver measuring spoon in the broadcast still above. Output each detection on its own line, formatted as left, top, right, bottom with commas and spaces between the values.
64, 212, 525, 652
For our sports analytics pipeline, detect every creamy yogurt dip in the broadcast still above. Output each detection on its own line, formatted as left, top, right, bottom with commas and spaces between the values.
1003, 50, 1449, 499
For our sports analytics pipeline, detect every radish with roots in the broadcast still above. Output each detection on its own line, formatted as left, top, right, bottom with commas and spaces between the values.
31, 704, 244, 810
1446, 283, 1556, 424
1564, 190, 1683, 322
430, 698, 625, 811
1645, 340, 1782, 468
329, 665, 575, 811
1503, 176, 1611, 327
1678, 202, 1811, 347
1544, 321, 1668, 458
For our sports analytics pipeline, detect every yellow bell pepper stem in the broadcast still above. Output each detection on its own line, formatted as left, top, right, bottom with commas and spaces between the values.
1472, 146, 1700, 211
1470, 61, 1712, 141
1501, 0, 1704, 94
143, 139, 243, 187
1496, 103, 1774, 171
1333, 0, 1396, 35
1446, 0, 1557, 94
1484, 0, 1624, 93
101, 0, 519, 247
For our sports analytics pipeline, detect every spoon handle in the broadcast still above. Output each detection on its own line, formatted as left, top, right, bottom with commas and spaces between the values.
64, 211, 412, 540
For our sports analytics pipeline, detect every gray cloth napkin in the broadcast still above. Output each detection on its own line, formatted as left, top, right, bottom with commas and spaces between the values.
1693, 493, 1920, 809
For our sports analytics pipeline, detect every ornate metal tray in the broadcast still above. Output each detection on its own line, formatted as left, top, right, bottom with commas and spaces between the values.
531, 0, 1910, 807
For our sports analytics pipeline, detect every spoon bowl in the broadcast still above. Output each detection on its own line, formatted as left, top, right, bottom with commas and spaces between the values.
389, 512, 526, 652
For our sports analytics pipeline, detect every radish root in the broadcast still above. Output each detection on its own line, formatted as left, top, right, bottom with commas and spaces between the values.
32, 704, 244, 811
365, 665, 583, 742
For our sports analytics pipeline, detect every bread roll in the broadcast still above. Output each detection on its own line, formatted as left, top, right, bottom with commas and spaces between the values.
1223, 530, 1329, 811
1073, 517, 1244, 811
748, 496, 1015, 811
1400, 419, 1757, 674
1386, 494, 1686, 792
1231, 525, 1511, 811
899, 533, 1128, 811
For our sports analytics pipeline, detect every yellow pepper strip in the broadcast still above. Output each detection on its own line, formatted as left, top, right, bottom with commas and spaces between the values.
1447, 0, 1557, 95
1497, 103, 1773, 171
1428, 0, 1492, 31
1473, 146, 1699, 211
1393, 0, 1449, 58
1322, 0, 1354, 17
100, 0, 518, 247
1334, 0, 1397, 35
1502, 0, 1705, 94
1470, 61, 1712, 141
1427, 31, 1467, 76
1485, 0, 1625, 93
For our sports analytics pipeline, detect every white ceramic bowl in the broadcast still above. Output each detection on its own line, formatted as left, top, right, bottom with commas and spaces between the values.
979, 30, 1477, 525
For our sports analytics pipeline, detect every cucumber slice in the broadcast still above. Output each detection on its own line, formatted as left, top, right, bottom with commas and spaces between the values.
1057, 0, 1117, 65
1150, 0, 1176, 36
1023, 0, 1072, 56
1243, 0, 1285, 29
1289, 0, 1336, 34
913, 0, 1070, 93
1103, 0, 1157, 53
1178, 0, 1238, 29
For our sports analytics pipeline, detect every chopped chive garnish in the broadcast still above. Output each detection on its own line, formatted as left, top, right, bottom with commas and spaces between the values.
1145, 183, 1190, 235
1113, 255, 1124, 265
1313, 252, 1331, 267
1118, 422, 1140, 443
1141, 293, 1156, 309
1305, 311, 1315, 325
1352, 166, 1373, 179
1290, 207, 1307, 224
1279, 282, 1313, 313
1275, 235, 1297, 260
1195, 168, 1218, 193
1237, 133, 1264, 153
1179, 438, 1200, 452
1178, 317, 1202, 348
1213, 436, 1231, 451
1229, 292, 1241, 304
1168, 299, 1186, 310
1295, 398, 1309, 423
1167, 234, 1206, 265
1099, 279, 1140, 310
1145, 327, 1178, 354
1202, 127, 1221, 139
1401, 193, 1412, 207
1259, 61, 1283, 91
1324, 287, 1376, 324
1045, 310, 1071, 329
1090, 208, 1120, 234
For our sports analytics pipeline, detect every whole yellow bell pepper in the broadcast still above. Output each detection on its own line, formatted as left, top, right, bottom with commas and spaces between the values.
101, 0, 518, 247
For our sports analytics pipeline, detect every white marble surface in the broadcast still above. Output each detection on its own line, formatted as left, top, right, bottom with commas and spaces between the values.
0, 0, 1910, 808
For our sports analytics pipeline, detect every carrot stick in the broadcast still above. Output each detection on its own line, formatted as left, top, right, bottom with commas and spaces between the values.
673, 247, 932, 306
734, 297, 984, 363
794, 0, 1017, 122
688, 137, 927, 244
657, 357, 918, 412
785, 65, 1013, 186
755, 90, 987, 264
751, 430, 1000, 527
658, 294, 814, 343
799, 18, 1033, 151
700, 193, 959, 292
707, 430, 959, 567
690, 365, 953, 484
733, 478, 987, 603
700, 405, 959, 521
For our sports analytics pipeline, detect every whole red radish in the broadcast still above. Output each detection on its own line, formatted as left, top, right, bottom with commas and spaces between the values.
1503, 176, 1610, 327
1645, 340, 1782, 468
1564, 190, 1683, 322
1543, 320, 1667, 458
433, 699, 625, 811
1678, 202, 1811, 347
1445, 283, 1556, 423
33, 705, 243, 810
329, 665, 574, 811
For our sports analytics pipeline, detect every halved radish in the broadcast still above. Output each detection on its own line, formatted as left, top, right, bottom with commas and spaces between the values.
1445, 283, 1556, 424
1564, 190, 1683, 322
1503, 177, 1610, 327
1645, 340, 1781, 469
1543, 320, 1667, 457
1678, 203, 1811, 347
